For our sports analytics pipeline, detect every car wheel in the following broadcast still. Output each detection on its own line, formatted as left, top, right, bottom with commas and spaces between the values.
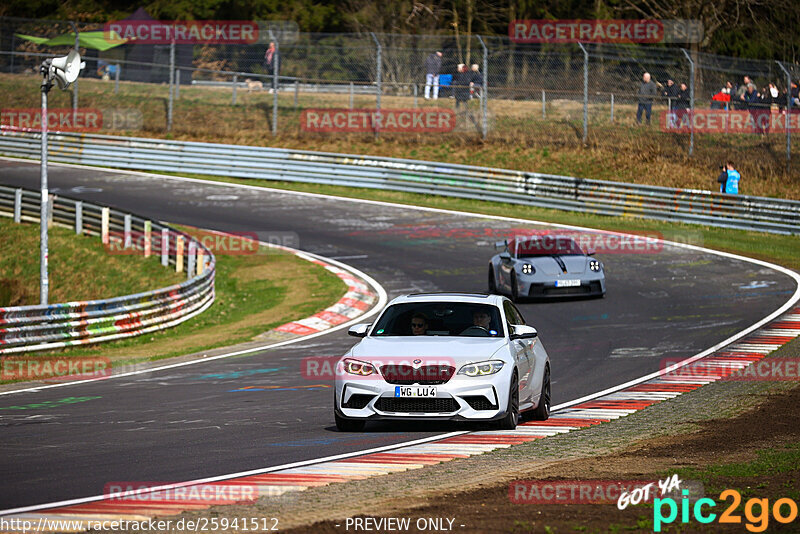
531, 366, 551, 421
496, 371, 519, 430
488, 265, 497, 293
510, 271, 519, 302
335, 412, 365, 432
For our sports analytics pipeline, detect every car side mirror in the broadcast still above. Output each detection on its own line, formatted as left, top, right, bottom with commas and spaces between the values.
499, 251, 512, 260
348, 323, 371, 338
586, 248, 596, 256
510, 325, 538, 340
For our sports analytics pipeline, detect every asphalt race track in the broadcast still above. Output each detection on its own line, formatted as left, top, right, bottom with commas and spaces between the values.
0, 158, 796, 510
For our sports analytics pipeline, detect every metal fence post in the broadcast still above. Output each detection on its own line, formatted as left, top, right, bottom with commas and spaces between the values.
175, 69, 180, 99
114, 64, 120, 94
167, 39, 175, 132
350, 82, 354, 108
75, 200, 82, 234
477, 35, 488, 141
144, 220, 152, 257
578, 42, 588, 144
14, 188, 21, 223
413, 84, 418, 108
232, 74, 238, 105
610, 94, 614, 122
268, 30, 279, 136
123, 214, 131, 249
101, 207, 110, 245
161, 227, 169, 266
542, 90, 546, 119
371, 32, 382, 117
176, 236, 184, 273
776, 61, 792, 172
187, 240, 196, 279
294, 80, 299, 109
681, 49, 695, 156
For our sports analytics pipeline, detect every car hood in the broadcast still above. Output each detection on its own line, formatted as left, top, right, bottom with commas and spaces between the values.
530, 255, 587, 275
349, 337, 509, 366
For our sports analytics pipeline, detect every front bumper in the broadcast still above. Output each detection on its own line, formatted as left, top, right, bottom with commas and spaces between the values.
335, 369, 511, 421
526, 278, 605, 298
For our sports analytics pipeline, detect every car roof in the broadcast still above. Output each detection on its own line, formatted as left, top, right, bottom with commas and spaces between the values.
388, 293, 504, 306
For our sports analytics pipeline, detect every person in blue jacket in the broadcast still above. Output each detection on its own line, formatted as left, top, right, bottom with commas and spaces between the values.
716, 161, 741, 194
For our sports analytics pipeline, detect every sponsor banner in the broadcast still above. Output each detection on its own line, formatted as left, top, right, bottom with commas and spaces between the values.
104, 482, 259, 503
1, 357, 111, 381
661, 109, 800, 134
510, 479, 704, 504
1, 108, 103, 133
510, 19, 703, 44
510, 230, 663, 255
104, 21, 259, 44
105, 230, 260, 255
661, 358, 800, 381
302, 356, 457, 382
301, 108, 457, 133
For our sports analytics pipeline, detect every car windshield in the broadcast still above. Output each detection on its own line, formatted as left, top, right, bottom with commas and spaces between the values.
371, 302, 504, 337
516, 236, 584, 257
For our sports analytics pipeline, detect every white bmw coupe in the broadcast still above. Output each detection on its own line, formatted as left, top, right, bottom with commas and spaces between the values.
334, 293, 551, 431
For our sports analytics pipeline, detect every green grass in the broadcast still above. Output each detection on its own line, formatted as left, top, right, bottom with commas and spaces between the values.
672, 444, 800, 485
0, 216, 182, 306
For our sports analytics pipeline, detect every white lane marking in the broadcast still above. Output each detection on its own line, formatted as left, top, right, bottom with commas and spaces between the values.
0, 156, 798, 516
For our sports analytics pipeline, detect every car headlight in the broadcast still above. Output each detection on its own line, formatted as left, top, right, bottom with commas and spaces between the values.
343, 358, 375, 376
521, 263, 535, 275
589, 260, 601, 272
458, 360, 505, 377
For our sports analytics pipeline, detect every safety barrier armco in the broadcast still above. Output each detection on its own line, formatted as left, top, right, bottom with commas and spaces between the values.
0, 129, 798, 234
0, 185, 215, 354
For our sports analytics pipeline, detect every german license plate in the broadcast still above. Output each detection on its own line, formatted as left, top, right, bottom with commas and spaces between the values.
555, 279, 581, 287
395, 386, 437, 398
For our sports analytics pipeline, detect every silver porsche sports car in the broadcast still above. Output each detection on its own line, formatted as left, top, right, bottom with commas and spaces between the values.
488, 235, 605, 301
334, 293, 551, 432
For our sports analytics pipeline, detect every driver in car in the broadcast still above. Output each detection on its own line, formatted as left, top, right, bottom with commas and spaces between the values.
410, 313, 429, 336
472, 310, 491, 329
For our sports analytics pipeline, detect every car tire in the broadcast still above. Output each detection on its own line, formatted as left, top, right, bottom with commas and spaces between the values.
510, 271, 519, 303
335, 412, 365, 432
488, 265, 497, 293
496, 372, 519, 430
531, 366, 551, 421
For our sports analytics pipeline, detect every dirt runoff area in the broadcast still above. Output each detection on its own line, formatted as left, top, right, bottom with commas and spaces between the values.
272, 355, 800, 533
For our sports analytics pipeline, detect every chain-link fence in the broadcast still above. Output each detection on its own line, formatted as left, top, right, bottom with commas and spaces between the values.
1, 16, 798, 181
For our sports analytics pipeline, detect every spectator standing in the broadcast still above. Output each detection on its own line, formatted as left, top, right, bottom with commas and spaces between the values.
711, 81, 733, 109
662, 79, 679, 110
791, 81, 799, 107
736, 76, 754, 110
636, 72, 658, 125
264, 41, 278, 92
453, 64, 472, 108
424, 51, 443, 100
469, 64, 482, 99
674, 82, 690, 124
716, 161, 741, 194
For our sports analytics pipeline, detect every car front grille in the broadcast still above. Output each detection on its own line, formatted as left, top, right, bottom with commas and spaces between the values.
374, 397, 460, 413
380, 364, 455, 385
462, 395, 497, 410
529, 281, 602, 297
341, 393, 374, 409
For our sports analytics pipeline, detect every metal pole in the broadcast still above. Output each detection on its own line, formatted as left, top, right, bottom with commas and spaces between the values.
371, 33, 382, 120
776, 61, 792, 172
72, 23, 79, 126
681, 49, 695, 156
542, 90, 546, 119
167, 39, 175, 132
14, 189, 22, 223
75, 201, 82, 234
413, 84, 418, 108
232, 74, 238, 105
175, 69, 180, 99
350, 82, 354, 108
269, 30, 279, 136
114, 64, 120, 94
578, 42, 588, 144
610, 94, 614, 122
294, 80, 299, 109
40, 78, 50, 305
477, 35, 488, 140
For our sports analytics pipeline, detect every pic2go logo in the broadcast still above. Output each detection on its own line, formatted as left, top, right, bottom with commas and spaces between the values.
652, 489, 798, 532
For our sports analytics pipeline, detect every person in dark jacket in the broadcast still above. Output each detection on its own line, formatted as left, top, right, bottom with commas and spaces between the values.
662, 79, 679, 110
469, 64, 483, 99
743, 85, 767, 134
674, 82, 690, 124
453, 64, 472, 108
424, 51, 443, 100
636, 72, 658, 125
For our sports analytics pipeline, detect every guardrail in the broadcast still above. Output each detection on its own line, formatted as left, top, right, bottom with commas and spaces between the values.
0, 129, 798, 234
0, 184, 216, 354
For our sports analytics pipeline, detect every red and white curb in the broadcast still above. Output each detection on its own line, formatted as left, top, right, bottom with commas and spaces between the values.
4, 306, 798, 531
